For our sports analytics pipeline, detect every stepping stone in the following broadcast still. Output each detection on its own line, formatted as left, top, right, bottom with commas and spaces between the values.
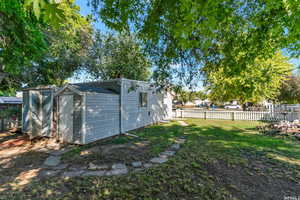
43, 156, 61, 167
150, 157, 168, 164
135, 141, 150, 147
40, 170, 60, 177
131, 161, 142, 168
112, 163, 127, 170
88, 163, 98, 170
159, 154, 168, 159
143, 163, 153, 168
161, 151, 175, 156
62, 170, 85, 178
88, 163, 109, 170
97, 164, 109, 170
53, 164, 68, 170
178, 121, 188, 126
37, 147, 51, 153
171, 143, 180, 150
83, 170, 106, 176
133, 168, 143, 172
69, 166, 86, 171
106, 168, 128, 176
176, 139, 186, 144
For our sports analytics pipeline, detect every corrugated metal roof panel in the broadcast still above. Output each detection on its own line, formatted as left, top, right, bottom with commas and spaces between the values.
0, 97, 22, 104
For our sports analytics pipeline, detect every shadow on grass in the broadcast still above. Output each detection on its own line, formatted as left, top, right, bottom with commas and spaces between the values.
0, 119, 300, 199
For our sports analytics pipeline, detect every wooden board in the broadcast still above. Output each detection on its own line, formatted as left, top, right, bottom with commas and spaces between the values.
59, 95, 73, 143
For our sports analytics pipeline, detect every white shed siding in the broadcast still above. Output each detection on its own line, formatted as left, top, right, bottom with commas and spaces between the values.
120, 79, 168, 132
84, 93, 120, 144
163, 91, 173, 119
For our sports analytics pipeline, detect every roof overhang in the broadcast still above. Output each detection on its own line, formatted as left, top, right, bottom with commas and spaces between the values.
54, 84, 83, 96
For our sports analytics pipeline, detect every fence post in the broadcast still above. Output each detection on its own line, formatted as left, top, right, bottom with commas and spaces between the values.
231, 112, 235, 121
181, 110, 183, 118
204, 111, 206, 120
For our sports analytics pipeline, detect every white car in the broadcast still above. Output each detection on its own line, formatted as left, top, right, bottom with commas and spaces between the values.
224, 105, 241, 109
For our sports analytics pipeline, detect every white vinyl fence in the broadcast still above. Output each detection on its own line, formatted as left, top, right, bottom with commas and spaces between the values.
173, 109, 300, 122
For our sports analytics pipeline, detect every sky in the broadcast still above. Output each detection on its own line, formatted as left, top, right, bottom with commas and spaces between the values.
75, 0, 108, 31
71, 0, 300, 86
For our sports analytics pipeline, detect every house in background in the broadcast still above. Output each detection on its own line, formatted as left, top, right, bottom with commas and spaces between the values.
0, 97, 22, 110
22, 78, 172, 144
0, 97, 22, 131
194, 98, 211, 107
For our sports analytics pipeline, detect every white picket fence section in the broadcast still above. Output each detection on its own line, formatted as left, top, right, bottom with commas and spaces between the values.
173, 109, 300, 122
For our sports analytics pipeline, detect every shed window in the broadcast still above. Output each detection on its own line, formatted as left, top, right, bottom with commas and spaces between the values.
139, 92, 148, 107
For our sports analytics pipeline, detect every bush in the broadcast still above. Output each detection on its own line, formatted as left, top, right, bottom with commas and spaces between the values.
0, 106, 21, 120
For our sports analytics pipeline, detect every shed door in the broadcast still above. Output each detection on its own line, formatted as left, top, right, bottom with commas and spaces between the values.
59, 95, 73, 143
41, 91, 53, 137
31, 91, 42, 137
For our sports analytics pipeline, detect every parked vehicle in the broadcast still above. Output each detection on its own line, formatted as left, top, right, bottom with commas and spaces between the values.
224, 104, 242, 109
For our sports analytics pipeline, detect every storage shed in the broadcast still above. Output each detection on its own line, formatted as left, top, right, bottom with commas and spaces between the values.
55, 83, 120, 144
22, 87, 56, 138
22, 78, 172, 144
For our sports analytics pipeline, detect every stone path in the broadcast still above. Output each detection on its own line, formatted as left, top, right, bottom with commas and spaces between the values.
41, 137, 186, 178
178, 121, 188, 126
43, 156, 61, 167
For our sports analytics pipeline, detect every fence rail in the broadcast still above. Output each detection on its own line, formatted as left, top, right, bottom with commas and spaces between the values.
173, 109, 300, 122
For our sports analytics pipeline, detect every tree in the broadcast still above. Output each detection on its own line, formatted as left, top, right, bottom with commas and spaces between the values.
194, 91, 207, 101
277, 76, 300, 104
88, 0, 300, 86
84, 31, 151, 81
0, 0, 93, 94
172, 85, 202, 106
205, 52, 292, 108
21, 2, 93, 86
0, 0, 66, 78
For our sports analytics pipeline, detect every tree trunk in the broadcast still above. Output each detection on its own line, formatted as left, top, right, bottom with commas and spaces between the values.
0, 72, 6, 83
242, 103, 247, 111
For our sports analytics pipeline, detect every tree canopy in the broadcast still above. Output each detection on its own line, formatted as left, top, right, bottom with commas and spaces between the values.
89, 0, 300, 86
205, 52, 292, 104
0, 0, 66, 76
84, 31, 151, 81
277, 76, 300, 104
172, 85, 207, 105
21, 2, 93, 86
0, 0, 93, 94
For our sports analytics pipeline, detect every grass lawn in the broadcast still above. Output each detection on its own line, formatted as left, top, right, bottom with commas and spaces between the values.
1, 119, 300, 200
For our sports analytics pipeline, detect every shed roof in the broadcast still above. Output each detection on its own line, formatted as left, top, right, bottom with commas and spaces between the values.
22, 85, 58, 91
70, 82, 117, 94
0, 97, 22, 104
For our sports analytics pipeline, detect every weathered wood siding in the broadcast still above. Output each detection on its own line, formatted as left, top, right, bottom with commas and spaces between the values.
40, 90, 53, 137
84, 93, 120, 144
22, 89, 54, 138
22, 91, 30, 133
120, 79, 170, 133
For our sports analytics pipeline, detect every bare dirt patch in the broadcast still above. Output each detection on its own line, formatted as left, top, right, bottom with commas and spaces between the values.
62, 140, 155, 166
0, 131, 62, 191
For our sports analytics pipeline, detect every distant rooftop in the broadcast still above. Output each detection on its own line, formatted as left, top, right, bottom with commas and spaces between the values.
0, 97, 22, 104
